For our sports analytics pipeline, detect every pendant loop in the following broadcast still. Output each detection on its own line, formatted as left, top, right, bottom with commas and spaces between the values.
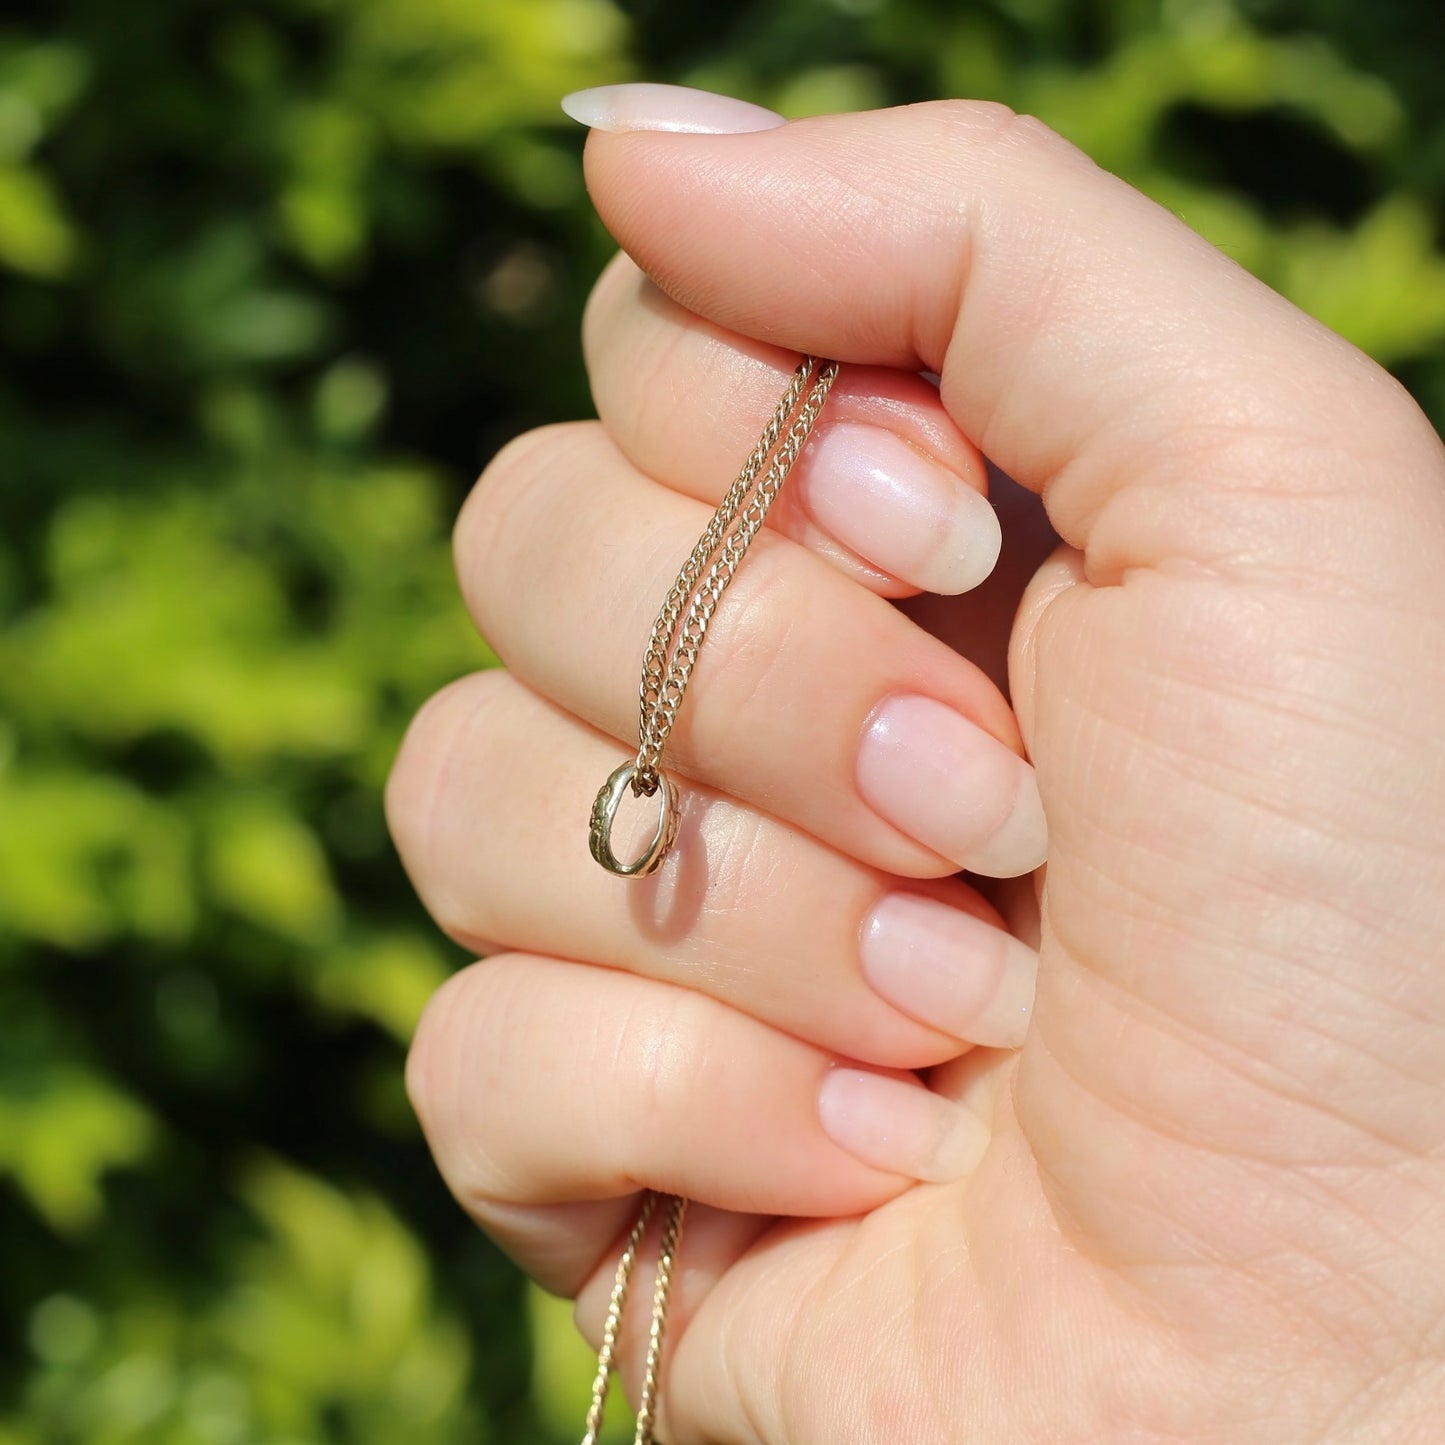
589, 762, 680, 878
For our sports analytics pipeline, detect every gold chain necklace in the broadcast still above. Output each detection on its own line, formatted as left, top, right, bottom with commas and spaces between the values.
584, 355, 839, 1443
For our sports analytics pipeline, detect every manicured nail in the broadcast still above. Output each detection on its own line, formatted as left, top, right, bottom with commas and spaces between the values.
860, 893, 1037, 1047
561, 83, 785, 136
856, 695, 1047, 877
817, 1069, 989, 1183
799, 424, 1001, 594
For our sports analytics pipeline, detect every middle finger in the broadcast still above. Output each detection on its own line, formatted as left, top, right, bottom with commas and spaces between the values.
457, 421, 1046, 879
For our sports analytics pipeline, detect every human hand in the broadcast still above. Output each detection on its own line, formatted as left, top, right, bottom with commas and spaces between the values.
390, 90, 1445, 1441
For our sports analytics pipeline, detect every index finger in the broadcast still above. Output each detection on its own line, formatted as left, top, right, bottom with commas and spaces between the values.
573, 95, 1439, 569
584, 252, 1002, 600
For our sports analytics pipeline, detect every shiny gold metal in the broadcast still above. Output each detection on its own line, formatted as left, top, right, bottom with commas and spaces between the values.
584, 355, 838, 1444
633, 1190, 687, 1441
589, 762, 681, 878
580, 1192, 658, 1445
634, 356, 840, 794
590, 354, 841, 881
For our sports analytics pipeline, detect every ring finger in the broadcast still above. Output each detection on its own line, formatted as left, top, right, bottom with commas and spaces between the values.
457, 421, 1047, 880
386, 669, 1040, 1069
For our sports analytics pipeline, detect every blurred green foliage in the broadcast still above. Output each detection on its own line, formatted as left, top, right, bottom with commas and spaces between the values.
1, 0, 1442, 1438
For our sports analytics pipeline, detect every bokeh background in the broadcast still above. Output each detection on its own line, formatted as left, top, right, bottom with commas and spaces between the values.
3, 0, 1445, 1439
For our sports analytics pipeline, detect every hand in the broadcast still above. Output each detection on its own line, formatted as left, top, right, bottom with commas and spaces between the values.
389, 91, 1445, 1441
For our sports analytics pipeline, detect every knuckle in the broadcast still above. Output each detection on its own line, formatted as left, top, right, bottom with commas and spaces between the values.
386, 670, 486, 859
581, 250, 642, 365
617, 985, 718, 1137
1358, 366, 1445, 470
987, 106, 1085, 166
918, 98, 1086, 169
386, 669, 510, 936
404, 961, 483, 1146
920, 96, 1021, 138
406, 956, 530, 1207
585, 264, 705, 476
452, 421, 599, 631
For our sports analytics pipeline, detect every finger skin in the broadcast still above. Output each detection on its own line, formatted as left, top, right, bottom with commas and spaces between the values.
580, 104, 1445, 1169
395, 97, 1445, 1442
582, 102, 1442, 553
582, 253, 994, 598
406, 952, 919, 1219
386, 668, 1031, 1069
538, 99, 1445, 1441
455, 420, 1039, 878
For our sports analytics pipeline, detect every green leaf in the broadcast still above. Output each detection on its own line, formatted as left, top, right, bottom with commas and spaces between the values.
0, 163, 80, 277
0, 1069, 157, 1232
0, 769, 194, 948
311, 931, 453, 1040
205, 797, 341, 943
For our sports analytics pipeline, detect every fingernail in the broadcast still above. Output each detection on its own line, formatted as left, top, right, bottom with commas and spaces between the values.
561, 83, 785, 136
856, 695, 1047, 877
817, 1068, 989, 1183
801, 424, 1001, 594
860, 894, 1037, 1047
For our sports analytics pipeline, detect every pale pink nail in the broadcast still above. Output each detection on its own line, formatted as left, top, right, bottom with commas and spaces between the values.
561, 83, 785, 136
817, 1069, 989, 1183
860, 894, 1037, 1047
856, 695, 1047, 878
800, 424, 1000, 594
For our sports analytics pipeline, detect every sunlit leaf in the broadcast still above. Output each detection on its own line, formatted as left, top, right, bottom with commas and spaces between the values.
0, 163, 80, 277
0, 1069, 157, 1232
205, 797, 341, 943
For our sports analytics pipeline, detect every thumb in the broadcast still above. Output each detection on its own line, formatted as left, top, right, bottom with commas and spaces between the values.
565, 85, 1445, 1278
566, 85, 1441, 566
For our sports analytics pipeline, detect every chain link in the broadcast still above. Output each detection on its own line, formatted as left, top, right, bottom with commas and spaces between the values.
632, 356, 840, 793
631, 1192, 687, 1443
581, 1192, 658, 1445
584, 356, 838, 1443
